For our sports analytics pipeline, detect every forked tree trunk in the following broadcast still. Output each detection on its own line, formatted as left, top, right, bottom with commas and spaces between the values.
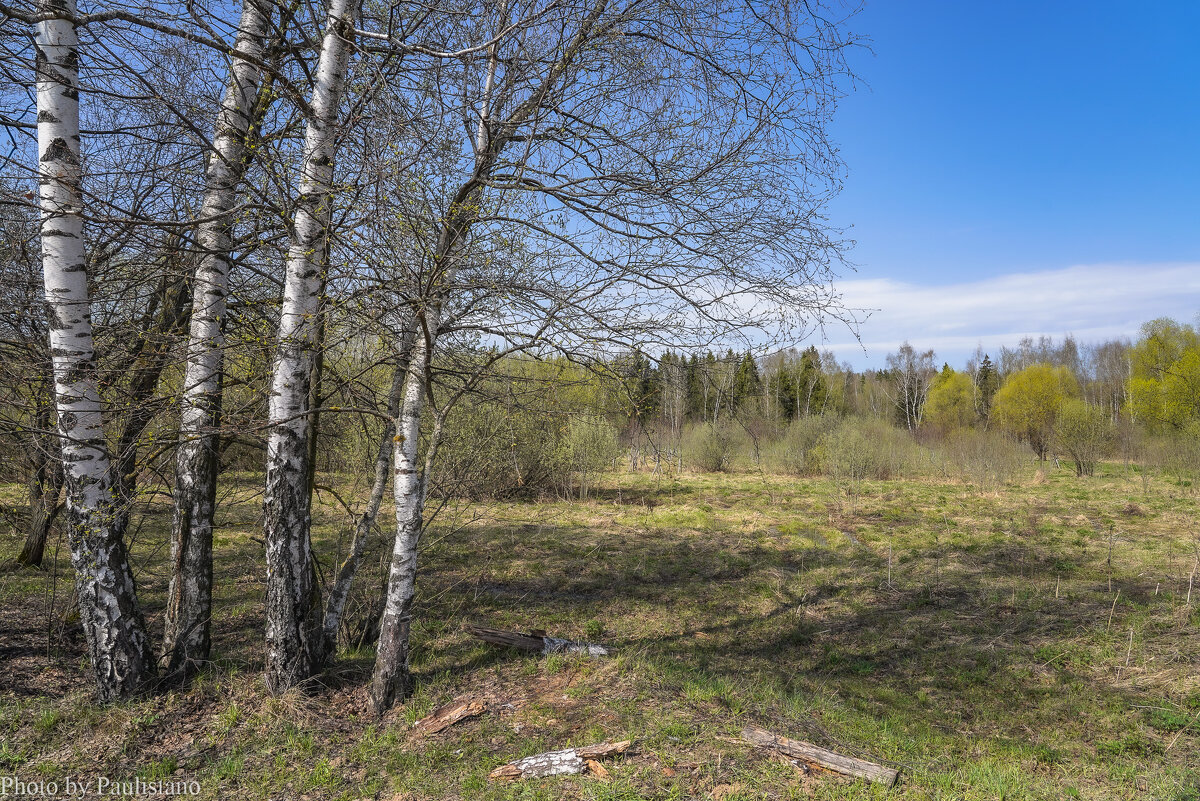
320, 329, 415, 660
35, 0, 153, 700
163, 0, 272, 676
263, 0, 356, 693
368, 0, 608, 712
369, 321, 435, 712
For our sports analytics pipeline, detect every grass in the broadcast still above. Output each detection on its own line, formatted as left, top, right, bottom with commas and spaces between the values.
1, 460, 1199, 799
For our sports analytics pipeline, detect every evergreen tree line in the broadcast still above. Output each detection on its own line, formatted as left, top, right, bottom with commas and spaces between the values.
607, 318, 1197, 434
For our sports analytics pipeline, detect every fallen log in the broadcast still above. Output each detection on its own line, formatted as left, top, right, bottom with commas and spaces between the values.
488, 740, 631, 781
467, 624, 611, 657
412, 698, 486, 735
741, 726, 898, 787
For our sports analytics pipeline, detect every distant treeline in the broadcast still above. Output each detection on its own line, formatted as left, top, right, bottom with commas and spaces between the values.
392, 316, 1200, 490
565, 316, 1199, 436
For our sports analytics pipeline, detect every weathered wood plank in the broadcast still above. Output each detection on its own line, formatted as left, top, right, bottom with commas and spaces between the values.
412, 699, 486, 735
576, 740, 631, 759
741, 726, 899, 787
467, 624, 611, 657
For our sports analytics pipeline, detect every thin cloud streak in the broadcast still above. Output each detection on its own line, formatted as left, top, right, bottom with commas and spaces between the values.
819, 263, 1200, 367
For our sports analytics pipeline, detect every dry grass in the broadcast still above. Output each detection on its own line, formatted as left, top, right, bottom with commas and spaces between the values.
2, 461, 1199, 799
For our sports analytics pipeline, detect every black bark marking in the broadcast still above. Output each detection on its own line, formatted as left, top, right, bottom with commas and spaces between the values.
40, 138, 79, 165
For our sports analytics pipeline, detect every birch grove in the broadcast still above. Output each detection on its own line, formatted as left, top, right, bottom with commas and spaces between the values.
1, 0, 858, 704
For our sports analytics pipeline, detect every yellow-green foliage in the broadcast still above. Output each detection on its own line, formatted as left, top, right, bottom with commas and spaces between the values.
924, 366, 976, 432
991, 364, 1079, 460
1127, 317, 1200, 431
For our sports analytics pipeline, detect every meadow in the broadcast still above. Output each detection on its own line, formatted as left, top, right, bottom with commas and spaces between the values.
2, 460, 1198, 800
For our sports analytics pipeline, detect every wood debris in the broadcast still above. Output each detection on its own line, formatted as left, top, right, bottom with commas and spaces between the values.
488, 740, 631, 781
411, 699, 486, 735
467, 624, 611, 657
741, 726, 899, 787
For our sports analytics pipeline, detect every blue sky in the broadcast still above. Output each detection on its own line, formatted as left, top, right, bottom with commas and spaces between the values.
820, 0, 1200, 368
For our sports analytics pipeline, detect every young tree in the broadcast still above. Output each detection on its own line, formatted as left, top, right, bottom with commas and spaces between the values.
924, 365, 975, 434
1127, 318, 1200, 431
658, 352, 686, 469
991, 364, 1079, 461
976, 353, 999, 420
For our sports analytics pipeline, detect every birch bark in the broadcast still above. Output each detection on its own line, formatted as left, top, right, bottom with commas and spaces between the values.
369, 318, 435, 711
263, 0, 356, 693
35, 0, 153, 700
368, 0, 607, 711
320, 327, 415, 660
162, 0, 272, 675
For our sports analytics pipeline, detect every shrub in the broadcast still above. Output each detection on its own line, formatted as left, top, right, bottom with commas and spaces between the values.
767, 415, 838, 475
1055, 400, 1116, 476
943, 428, 1026, 490
556, 414, 619, 498
814, 417, 921, 481
435, 403, 616, 499
683, 420, 747, 472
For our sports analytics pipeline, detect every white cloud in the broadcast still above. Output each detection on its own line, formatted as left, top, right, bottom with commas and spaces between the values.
818, 262, 1200, 367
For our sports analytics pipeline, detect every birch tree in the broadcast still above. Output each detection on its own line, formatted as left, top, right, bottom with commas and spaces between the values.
262, 0, 359, 693
365, 0, 858, 710
320, 323, 415, 657
162, 0, 273, 677
33, 0, 154, 699
886, 343, 935, 432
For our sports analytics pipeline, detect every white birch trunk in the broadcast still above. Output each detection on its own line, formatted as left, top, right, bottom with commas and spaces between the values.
367, 0, 607, 712
367, 7, 510, 711
263, 0, 356, 693
35, 0, 153, 700
369, 322, 434, 712
162, 0, 271, 677
320, 328, 414, 658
